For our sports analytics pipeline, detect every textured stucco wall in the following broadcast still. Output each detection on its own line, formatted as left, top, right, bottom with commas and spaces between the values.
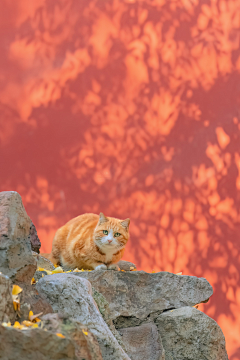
0, 1, 239, 358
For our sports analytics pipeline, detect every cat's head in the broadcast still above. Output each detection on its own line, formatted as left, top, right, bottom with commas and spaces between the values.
94, 213, 130, 252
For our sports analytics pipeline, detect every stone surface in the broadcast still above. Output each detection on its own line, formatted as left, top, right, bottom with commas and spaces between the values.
0, 273, 15, 322
0, 324, 77, 360
29, 222, 41, 253
18, 283, 53, 321
155, 307, 228, 360
118, 260, 136, 271
74, 270, 213, 321
0, 191, 37, 283
42, 313, 103, 360
118, 323, 165, 360
36, 273, 130, 360
32, 251, 55, 271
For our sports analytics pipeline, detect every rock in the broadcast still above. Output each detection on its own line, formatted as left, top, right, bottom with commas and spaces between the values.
118, 260, 136, 271
36, 273, 130, 360
29, 222, 41, 253
155, 307, 228, 360
0, 191, 37, 283
18, 283, 53, 321
0, 324, 78, 360
118, 323, 165, 360
92, 287, 127, 352
0, 273, 15, 323
41, 313, 103, 360
73, 271, 213, 322
32, 251, 55, 271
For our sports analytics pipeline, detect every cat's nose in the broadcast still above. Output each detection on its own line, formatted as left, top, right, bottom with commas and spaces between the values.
108, 239, 113, 243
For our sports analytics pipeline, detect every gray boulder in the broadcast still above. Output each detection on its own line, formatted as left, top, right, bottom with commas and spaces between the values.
32, 251, 55, 271
0, 191, 37, 283
74, 270, 213, 321
119, 323, 165, 360
36, 273, 130, 360
29, 222, 41, 253
41, 313, 103, 360
118, 260, 136, 271
155, 307, 228, 360
0, 273, 15, 322
0, 324, 77, 360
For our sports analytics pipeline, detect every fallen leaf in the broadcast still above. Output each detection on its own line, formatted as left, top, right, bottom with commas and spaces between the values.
37, 267, 53, 275
13, 299, 20, 311
52, 266, 63, 274
176, 272, 183, 275
29, 311, 43, 322
13, 321, 24, 329
31, 278, 36, 285
1, 322, 11, 327
56, 333, 65, 338
152, 270, 155, 273
12, 285, 23, 296
82, 329, 88, 335
130, 267, 135, 270
22, 320, 34, 327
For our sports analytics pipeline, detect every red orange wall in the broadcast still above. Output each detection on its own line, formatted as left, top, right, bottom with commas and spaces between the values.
0, 0, 240, 358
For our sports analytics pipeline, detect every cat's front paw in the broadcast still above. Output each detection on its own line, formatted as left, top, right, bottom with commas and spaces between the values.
107, 264, 120, 271
94, 264, 108, 271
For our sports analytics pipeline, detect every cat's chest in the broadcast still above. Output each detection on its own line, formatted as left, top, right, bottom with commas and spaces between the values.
102, 248, 118, 263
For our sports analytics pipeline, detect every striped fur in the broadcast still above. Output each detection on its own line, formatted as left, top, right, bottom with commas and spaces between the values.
42, 212, 130, 270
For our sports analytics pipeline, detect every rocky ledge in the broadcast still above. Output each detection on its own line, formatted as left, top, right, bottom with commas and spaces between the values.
0, 191, 229, 360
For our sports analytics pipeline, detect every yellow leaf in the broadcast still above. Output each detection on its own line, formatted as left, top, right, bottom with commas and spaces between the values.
13, 300, 20, 311
29, 311, 43, 322
29, 311, 33, 319
51, 266, 63, 274
54, 264, 58, 268
13, 321, 24, 329
82, 329, 88, 335
152, 270, 155, 273
22, 321, 34, 327
37, 267, 53, 275
12, 285, 23, 296
176, 272, 183, 275
56, 333, 65, 338
130, 267, 135, 270
31, 278, 36, 285
2, 322, 11, 327
31, 323, 39, 328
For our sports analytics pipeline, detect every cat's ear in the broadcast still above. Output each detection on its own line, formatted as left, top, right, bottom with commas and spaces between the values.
120, 218, 130, 230
98, 212, 109, 225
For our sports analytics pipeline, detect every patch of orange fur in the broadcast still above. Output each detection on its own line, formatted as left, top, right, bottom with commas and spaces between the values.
46, 213, 129, 270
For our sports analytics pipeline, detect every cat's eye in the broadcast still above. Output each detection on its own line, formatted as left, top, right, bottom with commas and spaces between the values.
114, 232, 121, 237
103, 230, 108, 235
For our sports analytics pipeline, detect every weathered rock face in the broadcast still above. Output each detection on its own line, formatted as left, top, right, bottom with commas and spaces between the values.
0, 273, 15, 323
0, 324, 78, 360
74, 270, 213, 321
155, 307, 228, 360
18, 283, 53, 321
0, 191, 37, 283
41, 313, 103, 360
118, 260, 136, 271
36, 273, 131, 360
32, 251, 55, 271
118, 323, 165, 360
28, 222, 41, 253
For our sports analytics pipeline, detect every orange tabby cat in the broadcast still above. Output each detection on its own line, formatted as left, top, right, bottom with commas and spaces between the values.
42, 213, 130, 270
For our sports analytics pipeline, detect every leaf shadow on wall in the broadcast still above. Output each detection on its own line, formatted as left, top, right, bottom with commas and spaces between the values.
0, 0, 240, 358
